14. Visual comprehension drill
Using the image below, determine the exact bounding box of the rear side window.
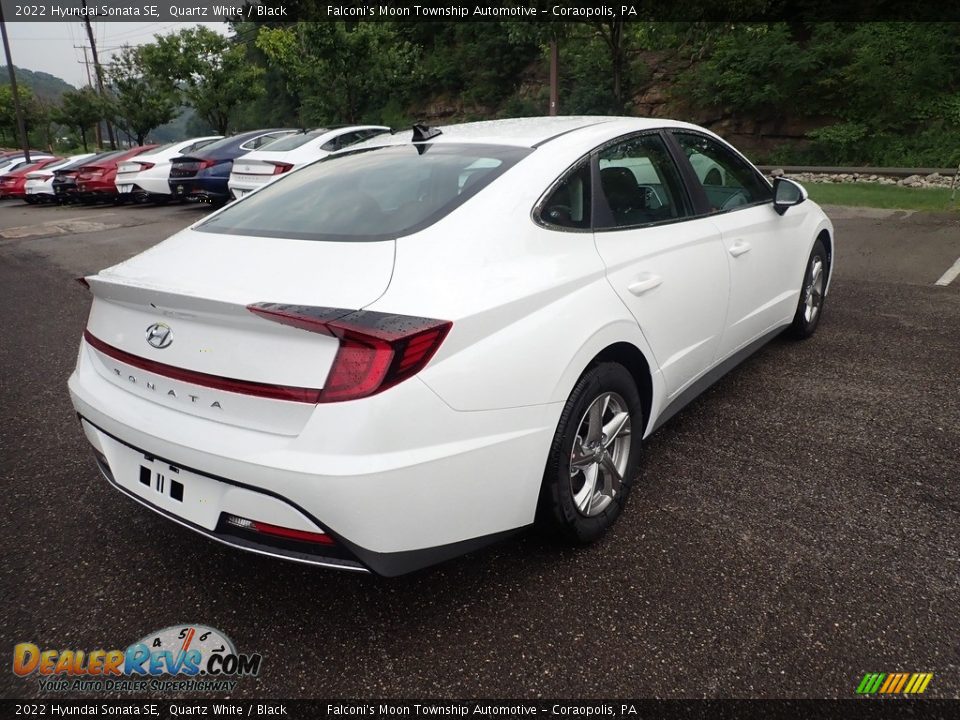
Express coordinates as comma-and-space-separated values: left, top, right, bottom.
264, 130, 329, 152
198, 143, 530, 242
538, 163, 591, 230
240, 132, 294, 151
320, 131, 366, 152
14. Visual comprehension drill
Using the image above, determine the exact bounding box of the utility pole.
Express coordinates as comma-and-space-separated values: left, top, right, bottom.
549, 39, 559, 116
80, 7, 116, 149
75, 45, 94, 88
0, 4, 31, 161
75, 44, 101, 147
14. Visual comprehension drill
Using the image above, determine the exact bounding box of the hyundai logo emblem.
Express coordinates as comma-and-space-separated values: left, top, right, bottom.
145, 322, 173, 349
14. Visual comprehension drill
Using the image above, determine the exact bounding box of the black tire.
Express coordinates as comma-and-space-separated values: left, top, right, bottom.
788, 238, 829, 339
538, 362, 644, 544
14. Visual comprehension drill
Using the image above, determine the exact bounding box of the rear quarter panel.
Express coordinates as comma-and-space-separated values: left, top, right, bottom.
366, 126, 666, 423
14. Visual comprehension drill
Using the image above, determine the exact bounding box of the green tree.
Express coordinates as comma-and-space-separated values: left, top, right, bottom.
108, 44, 180, 145
143, 27, 264, 135
257, 22, 417, 124
51, 87, 104, 152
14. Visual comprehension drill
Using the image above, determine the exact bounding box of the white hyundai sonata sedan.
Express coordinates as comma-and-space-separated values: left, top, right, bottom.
69, 116, 834, 575
226, 125, 390, 199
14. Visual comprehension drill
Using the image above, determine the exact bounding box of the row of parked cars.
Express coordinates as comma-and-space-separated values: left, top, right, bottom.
0, 125, 390, 207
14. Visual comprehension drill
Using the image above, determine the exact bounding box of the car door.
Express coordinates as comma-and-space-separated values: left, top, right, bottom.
670, 130, 804, 359
591, 131, 730, 400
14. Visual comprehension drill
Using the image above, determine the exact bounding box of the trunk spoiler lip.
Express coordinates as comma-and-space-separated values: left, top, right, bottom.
82, 274, 253, 318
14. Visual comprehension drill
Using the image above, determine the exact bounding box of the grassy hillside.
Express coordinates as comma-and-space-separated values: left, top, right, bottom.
0, 65, 76, 102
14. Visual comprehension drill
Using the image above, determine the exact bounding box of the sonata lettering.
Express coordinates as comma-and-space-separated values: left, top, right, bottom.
112, 368, 222, 409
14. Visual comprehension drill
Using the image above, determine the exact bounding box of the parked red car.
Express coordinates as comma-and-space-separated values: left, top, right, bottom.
0, 157, 63, 199
75, 145, 157, 204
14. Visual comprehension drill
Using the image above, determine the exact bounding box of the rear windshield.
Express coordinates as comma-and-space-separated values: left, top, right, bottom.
197, 143, 531, 242
63, 151, 121, 170
187, 132, 274, 156
138, 141, 180, 157
262, 129, 330, 152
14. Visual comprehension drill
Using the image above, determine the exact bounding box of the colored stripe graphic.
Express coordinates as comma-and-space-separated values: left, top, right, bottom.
856, 672, 932, 695
857, 673, 886, 694
879, 674, 897, 693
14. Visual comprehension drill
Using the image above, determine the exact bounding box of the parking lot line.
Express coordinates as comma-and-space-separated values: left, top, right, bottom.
935, 256, 960, 286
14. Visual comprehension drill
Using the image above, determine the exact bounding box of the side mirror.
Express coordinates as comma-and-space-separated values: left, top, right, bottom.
773, 177, 807, 215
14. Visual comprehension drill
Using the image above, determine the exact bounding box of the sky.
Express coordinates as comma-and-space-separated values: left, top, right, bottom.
1, 22, 227, 88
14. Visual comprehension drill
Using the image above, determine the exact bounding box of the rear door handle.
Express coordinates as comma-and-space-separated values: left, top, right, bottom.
627, 273, 663, 296
729, 240, 752, 257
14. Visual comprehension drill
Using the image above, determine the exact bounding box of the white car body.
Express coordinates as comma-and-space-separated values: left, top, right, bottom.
227, 125, 389, 198
69, 117, 834, 575
115, 136, 222, 198
0, 153, 54, 176
24, 154, 96, 199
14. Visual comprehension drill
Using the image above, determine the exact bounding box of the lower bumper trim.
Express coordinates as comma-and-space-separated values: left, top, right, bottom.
79, 414, 527, 576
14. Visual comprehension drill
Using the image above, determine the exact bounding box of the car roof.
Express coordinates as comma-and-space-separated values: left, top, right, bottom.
353, 116, 702, 150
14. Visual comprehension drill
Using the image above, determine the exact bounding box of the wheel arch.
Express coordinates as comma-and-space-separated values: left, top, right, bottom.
813, 219, 834, 294
585, 342, 654, 436
817, 227, 833, 269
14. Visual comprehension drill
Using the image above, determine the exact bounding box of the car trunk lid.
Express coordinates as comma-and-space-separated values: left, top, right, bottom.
83, 229, 396, 435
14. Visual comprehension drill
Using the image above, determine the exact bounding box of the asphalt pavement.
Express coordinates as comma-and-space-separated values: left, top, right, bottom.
0, 200, 957, 699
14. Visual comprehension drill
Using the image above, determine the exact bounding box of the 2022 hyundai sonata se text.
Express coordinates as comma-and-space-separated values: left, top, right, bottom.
69, 116, 834, 576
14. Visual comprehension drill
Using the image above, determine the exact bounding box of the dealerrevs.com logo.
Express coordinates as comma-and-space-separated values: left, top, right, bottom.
12, 624, 262, 693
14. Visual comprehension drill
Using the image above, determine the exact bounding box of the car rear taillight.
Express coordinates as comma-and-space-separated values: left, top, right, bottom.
269, 162, 294, 175
247, 303, 452, 402
136, 162, 155, 171
198, 159, 217, 170
225, 514, 335, 545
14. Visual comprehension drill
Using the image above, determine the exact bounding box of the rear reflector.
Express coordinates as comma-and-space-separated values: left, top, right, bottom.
225, 514, 334, 545
247, 303, 452, 403
83, 329, 322, 403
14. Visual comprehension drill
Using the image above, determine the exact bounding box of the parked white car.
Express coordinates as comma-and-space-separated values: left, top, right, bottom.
227, 125, 389, 198
24, 154, 96, 202
115, 136, 222, 202
70, 117, 833, 576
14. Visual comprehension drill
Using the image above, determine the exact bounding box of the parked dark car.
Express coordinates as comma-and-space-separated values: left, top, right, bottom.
168, 129, 295, 204
53, 151, 123, 204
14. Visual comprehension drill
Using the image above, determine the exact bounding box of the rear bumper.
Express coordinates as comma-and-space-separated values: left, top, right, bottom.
76, 183, 118, 200
228, 177, 271, 197
169, 177, 229, 201
68, 338, 557, 575
81, 417, 368, 572
131, 176, 173, 196
53, 185, 83, 203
